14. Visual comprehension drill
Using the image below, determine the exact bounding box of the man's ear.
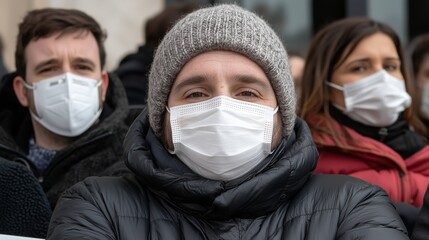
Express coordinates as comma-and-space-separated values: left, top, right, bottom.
13, 76, 29, 107
101, 71, 109, 102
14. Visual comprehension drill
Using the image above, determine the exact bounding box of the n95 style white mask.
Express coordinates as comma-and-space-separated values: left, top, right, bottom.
326, 70, 411, 127
168, 96, 278, 181
23, 72, 102, 137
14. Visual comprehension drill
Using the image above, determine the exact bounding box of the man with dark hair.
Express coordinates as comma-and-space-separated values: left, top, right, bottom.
114, 3, 199, 105
0, 8, 129, 208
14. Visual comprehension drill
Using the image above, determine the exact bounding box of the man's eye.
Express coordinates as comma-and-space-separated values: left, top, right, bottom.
77, 65, 92, 70
239, 90, 257, 97
186, 92, 206, 98
39, 67, 56, 73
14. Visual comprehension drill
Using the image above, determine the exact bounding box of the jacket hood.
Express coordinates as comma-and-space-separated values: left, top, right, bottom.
124, 108, 318, 220
0, 71, 128, 152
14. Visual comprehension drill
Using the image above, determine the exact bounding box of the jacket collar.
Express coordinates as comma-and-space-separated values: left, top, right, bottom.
125, 109, 318, 220
329, 105, 425, 159
307, 114, 409, 172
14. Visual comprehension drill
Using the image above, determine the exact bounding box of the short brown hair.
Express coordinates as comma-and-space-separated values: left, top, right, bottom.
15, 8, 107, 78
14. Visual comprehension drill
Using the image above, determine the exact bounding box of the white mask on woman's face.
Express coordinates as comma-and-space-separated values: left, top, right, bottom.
167, 96, 278, 181
326, 70, 411, 127
23, 72, 102, 137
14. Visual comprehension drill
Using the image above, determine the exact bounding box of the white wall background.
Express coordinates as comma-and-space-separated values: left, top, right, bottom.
0, 0, 163, 72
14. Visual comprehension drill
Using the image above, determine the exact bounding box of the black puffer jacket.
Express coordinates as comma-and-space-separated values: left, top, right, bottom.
0, 72, 130, 208
48, 110, 409, 239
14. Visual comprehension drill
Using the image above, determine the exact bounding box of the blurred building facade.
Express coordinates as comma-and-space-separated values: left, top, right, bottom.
171, 0, 425, 58
0, 0, 163, 72
0, 0, 426, 72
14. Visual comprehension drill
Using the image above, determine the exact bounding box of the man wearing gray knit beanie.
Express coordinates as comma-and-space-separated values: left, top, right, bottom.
48, 4, 409, 239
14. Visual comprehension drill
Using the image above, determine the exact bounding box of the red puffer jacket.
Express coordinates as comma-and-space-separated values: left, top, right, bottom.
307, 114, 429, 207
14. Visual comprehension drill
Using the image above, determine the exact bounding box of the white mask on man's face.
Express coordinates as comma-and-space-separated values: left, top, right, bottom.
23, 72, 102, 137
167, 96, 278, 181
326, 70, 411, 127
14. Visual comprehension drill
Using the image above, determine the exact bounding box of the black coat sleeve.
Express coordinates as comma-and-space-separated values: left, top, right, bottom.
337, 182, 409, 240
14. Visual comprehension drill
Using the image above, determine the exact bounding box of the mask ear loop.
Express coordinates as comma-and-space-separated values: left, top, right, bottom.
325, 81, 348, 112
21, 79, 35, 90
93, 80, 104, 113
19, 79, 44, 119
273, 106, 279, 114
325, 81, 344, 91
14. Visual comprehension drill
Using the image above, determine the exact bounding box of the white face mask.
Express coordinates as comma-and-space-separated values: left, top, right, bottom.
420, 83, 429, 117
23, 72, 103, 137
168, 96, 278, 181
326, 70, 411, 127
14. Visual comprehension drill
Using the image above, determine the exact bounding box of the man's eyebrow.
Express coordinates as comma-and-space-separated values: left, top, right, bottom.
172, 74, 271, 91
34, 58, 60, 72
73, 57, 96, 68
234, 74, 271, 90
173, 75, 207, 91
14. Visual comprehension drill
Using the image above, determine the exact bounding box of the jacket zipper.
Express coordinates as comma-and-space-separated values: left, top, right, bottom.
378, 127, 409, 202
399, 171, 407, 203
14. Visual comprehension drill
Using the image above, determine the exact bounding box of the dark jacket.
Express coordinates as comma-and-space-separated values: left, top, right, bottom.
47, 110, 408, 239
412, 185, 429, 240
114, 45, 155, 105
0, 157, 51, 238
0, 72, 130, 208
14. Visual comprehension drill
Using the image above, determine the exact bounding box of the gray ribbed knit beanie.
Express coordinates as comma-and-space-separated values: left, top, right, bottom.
148, 4, 295, 138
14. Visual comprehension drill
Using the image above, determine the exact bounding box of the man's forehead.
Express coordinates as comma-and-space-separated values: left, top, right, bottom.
28, 31, 97, 48
33, 29, 93, 42
25, 31, 100, 65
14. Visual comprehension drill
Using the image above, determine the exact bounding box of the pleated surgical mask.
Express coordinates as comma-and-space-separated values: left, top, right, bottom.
326, 70, 411, 127
167, 96, 278, 181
